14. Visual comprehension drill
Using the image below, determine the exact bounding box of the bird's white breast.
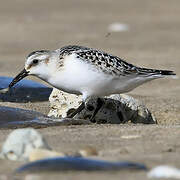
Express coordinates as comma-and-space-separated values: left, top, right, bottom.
48, 54, 115, 98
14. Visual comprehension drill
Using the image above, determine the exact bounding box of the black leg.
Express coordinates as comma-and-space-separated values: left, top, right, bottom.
89, 98, 104, 123
67, 102, 85, 118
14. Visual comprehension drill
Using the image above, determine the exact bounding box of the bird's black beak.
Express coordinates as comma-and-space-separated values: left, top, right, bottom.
9, 68, 29, 88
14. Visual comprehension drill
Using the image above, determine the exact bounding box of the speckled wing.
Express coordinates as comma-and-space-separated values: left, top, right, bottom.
59, 45, 175, 77
75, 48, 138, 76
59, 45, 138, 76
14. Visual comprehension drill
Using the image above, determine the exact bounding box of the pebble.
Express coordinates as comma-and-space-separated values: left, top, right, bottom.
0, 128, 50, 161
0, 109, 92, 129
78, 146, 98, 157
48, 88, 82, 118
0, 106, 46, 129
148, 165, 180, 179
16, 157, 147, 173
108, 23, 129, 32
25, 174, 41, 180
29, 149, 65, 162
121, 135, 141, 139
0, 76, 52, 102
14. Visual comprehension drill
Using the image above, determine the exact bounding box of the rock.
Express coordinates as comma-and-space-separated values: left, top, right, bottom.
78, 146, 98, 157
48, 88, 82, 118
108, 23, 129, 32
121, 135, 141, 139
0, 76, 52, 102
0, 128, 50, 161
109, 94, 156, 124
25, 174, 41, 180
48, 88, 156, 124
16, 157, 147, 173
0, 106, 46, 128
29, 149, 65, 162
147, 165, 180, 179
0, 106, 91, 129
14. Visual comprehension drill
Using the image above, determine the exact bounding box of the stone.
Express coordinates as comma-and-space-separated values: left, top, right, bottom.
121, 135, 141, 139
78, 146, 98, 157
48, 88, 82, 118
0, 76, 52, 102
29, 149, 65, 162
108, 23, 129, 32
48, 88, 156, 124
16, 157, 147, 173
0, 106, 92, 129
108, 94, 156, 124
25, 174, 41, 180
0, 106, 46, 128
0, 128, 50, 161
148, 165, 180, 179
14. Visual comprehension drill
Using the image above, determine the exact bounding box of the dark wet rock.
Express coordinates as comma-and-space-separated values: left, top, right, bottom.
0, 76, 52, 102
0, 106, 46, 128
0, 106, 91, 129
16, 157, 147, 173
49, 89, 156, 124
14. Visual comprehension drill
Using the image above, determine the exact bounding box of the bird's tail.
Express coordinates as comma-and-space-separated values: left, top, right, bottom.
156, 70, 176, 76
138, 67, 177, 79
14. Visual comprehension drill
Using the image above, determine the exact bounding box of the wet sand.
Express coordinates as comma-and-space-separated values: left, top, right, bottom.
0, 0, 180, 179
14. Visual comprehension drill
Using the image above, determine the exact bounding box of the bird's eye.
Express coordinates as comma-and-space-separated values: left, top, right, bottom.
33, 59, 39, 64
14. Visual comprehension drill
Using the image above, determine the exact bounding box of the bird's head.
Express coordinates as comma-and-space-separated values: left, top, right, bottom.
9, 50, 52, 88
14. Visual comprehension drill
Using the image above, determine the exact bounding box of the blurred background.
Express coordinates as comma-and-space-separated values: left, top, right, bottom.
0, 1, 180, 177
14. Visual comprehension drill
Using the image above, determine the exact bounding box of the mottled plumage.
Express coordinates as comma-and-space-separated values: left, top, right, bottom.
57, 45, 175, 77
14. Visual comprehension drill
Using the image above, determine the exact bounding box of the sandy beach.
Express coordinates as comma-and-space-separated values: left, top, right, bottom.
0, 0, 180, 179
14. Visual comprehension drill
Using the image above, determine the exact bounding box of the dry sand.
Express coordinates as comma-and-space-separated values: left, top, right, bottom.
0, 0, 179, 179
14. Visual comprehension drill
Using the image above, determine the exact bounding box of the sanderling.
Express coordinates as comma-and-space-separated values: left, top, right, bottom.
9, 45, 176, 122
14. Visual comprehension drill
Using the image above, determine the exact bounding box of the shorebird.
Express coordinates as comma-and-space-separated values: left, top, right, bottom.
9, 45, 176, 122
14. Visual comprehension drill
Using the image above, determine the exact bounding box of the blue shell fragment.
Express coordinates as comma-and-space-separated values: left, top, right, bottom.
16, 157, 147, 173
0, 76, 52, 102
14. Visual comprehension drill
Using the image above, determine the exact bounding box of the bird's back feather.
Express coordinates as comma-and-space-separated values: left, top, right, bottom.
58, 45, 176, 78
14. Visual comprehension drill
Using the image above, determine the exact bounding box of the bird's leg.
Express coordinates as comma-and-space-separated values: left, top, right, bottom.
89, 98, 104, 123
67, 102, 85, 118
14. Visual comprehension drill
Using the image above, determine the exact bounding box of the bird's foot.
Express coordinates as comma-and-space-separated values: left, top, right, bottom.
67, 102, 85, 118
